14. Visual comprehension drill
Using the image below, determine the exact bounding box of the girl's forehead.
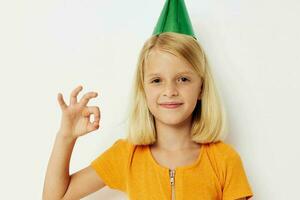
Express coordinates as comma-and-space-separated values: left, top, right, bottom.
147, 48, 177, 61
145, 49, 195, 74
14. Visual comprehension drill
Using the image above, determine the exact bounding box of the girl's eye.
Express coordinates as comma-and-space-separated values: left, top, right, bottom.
179, 77, 190, 82
151, 79, 160, 83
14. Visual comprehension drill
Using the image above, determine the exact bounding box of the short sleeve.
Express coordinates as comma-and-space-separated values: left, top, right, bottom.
90, 138, 129, 192
222, 150, 253, 200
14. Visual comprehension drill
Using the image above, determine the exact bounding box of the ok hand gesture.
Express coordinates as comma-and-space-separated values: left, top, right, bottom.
57, 85, 100, 140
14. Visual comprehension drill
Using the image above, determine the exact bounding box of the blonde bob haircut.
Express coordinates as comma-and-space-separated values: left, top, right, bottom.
125, 32, 228, 145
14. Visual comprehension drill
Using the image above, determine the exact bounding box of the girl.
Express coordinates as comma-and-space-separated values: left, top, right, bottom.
43, 32, 253, 200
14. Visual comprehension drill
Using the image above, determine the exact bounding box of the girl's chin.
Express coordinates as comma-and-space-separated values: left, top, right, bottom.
154, 117, 190, 126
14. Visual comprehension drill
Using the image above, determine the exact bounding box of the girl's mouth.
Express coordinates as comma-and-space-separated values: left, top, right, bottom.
160, 103, 183, 109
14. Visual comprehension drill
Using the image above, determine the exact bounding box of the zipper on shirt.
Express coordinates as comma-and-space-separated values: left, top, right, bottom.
169, 169, 176, 200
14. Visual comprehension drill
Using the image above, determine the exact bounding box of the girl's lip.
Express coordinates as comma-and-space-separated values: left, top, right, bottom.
159, 102, 183, 105
160, 103, 183, 109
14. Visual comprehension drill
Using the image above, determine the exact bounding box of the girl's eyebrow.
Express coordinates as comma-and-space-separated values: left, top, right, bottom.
146, 71, 194, 77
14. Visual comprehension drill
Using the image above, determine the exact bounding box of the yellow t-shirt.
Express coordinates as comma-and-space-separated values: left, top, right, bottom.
90, 138, 253, 200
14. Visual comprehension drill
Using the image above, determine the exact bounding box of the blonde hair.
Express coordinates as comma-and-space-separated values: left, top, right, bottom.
124, 32, 228, 145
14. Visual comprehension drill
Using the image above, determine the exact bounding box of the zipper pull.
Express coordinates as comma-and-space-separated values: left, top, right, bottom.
169, 169, 175, 186
169, 169, 176, 200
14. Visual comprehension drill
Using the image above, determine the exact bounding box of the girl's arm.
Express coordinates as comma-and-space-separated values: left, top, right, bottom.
43, 131, 106, 200
42, 131, 77, 199
43, 85, 104, 199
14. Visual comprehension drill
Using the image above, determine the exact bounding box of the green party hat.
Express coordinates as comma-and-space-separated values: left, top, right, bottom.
152, 0, 196, 39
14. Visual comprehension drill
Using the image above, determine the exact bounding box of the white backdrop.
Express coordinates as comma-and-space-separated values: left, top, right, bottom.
0, 0, 299, 199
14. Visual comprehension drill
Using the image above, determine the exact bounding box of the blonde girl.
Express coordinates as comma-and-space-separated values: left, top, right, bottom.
43, 0, 253, 199
43, 31, 253, 200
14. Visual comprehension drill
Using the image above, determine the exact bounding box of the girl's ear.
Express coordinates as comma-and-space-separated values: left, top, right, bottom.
197, 92, 202, 100
198, 93, 202, 100
198, 82, 204, 100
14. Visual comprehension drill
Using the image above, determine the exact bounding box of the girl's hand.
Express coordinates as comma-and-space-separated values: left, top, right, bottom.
57, 85, 100, 140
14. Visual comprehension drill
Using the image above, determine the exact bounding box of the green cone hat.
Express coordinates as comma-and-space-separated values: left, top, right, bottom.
152, 0, 196, 39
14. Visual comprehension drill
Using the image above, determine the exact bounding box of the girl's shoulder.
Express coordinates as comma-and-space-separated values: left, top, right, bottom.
205, 140, 242, 161
110, 138, 141, 153
110, 138, 133, 150
204, 141, 248, 185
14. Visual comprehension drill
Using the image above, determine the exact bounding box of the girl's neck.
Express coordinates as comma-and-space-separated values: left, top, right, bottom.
152, 116, 200, 152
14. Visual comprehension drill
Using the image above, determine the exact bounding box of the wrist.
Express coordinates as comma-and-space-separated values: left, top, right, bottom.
56, 130, 78, 142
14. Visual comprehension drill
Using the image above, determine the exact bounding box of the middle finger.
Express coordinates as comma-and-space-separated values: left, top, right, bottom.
70, 85, 83, 105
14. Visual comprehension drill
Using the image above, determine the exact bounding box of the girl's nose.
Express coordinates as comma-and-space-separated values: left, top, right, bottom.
163, 82, 178, 97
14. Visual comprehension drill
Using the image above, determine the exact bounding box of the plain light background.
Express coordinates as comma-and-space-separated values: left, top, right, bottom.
0, 0, 299, 199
